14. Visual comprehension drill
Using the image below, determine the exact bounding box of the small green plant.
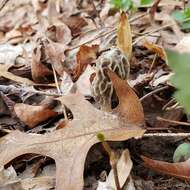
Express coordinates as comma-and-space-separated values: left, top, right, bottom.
166, 50, 190, 113
173, 143, 190, 162
140, 0, 153, 6
110, 0, 135, 11
172, 5, 190, 29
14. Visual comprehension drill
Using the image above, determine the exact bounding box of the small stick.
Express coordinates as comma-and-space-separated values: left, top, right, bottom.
67, 12, 149, 52
144, 133, 190, 137
157, 117, 190, 126
0, 0, 9, 12
97, 134, 121, 190
148, 53, 157, 74
140, 86, 169, 101
52, 65, 61, 94
133, 23, 174, 45
162, 98, 176, 110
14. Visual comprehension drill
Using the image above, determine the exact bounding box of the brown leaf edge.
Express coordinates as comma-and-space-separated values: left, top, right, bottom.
141, 155, 190, 180
107, 69, 145, 126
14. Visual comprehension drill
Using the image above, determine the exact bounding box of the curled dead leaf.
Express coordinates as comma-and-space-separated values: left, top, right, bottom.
117, 12, 132, 59
46, 24, 72, 45
73, 44, 99, 81
14, 98, 60, 129
107, 69, 145, 125
31, 46, 53, 83
142, 155, 190, 181
143, 40, 167, 61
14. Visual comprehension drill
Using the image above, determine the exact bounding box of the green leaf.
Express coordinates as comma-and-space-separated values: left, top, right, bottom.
184, 6, 190, 17
173, 143, 190, 162
140, 0, 152, 5
171, 7, 190, 29
166, 50, 190, 113
109, 0, 134, 11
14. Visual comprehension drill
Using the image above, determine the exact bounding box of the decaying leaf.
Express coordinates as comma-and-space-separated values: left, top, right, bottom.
73, 44, 99, 81
47, 0, 72, 45
142, 155, 190, 181
61, 15, 88, 37
0, 69, 145, 189
46, 23, 72, 45
143, 40, 167, 61
0, 64, 35, 86
14, 98, 60, 129
117, 12, 132, 59
107, 69, 145, 125
31, 45, 53, 83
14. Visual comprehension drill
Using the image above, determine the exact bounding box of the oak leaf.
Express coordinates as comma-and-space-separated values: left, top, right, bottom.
0, 71, 145, 190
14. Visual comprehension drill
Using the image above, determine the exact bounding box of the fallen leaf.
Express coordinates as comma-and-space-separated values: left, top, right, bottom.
73, 44, 99, 81
47, 0, 72, 45
143, 40, 167, 61
76, 65, 95, 96
141, 155, 190, 181
14, 98, 60, 129
107, 69, 145, 125
0, 64, 35, 86
117, 12, 132, 59
61, 15, 88, 37
0, 73, 146, 189
31, 45, 53, 83
97, 149, 134, 190
46, 23, 72, 45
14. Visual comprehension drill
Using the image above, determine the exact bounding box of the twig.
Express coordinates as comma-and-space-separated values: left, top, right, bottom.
162, 98, 176, 110
67, 12, 149, 52
140, 86, 169, 101
0, 0, 9, 12
97, 134, 121, 190
157, 117, 190, 126
144, 133, 190, 137
0, 84, 61, 97
148, 54, 157, 74
133, 23, 174, 45
52, 65, 61, 94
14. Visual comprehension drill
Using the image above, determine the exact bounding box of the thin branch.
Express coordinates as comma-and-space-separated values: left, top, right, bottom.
157, 117, 190, 126
0, 0, 9, 12
144, 133, 190, 137
133, 23, 174, 45
140, 86, 169, 101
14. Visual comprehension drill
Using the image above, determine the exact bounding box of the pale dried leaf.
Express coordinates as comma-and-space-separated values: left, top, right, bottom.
0, 64, 35, 86
117, 12, 132, 59
97, 149, 134, 190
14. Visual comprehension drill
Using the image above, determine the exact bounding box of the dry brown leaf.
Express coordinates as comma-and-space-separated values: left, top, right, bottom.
61, 15, 88, 37
117, 12, 132, 59
107, 69, 145, 125
31, 46, 53, 83
14, 99, 59, 129
143, 40, 167, 61
0, 71, 146, 189
142, 156, 190, 181
73, 44, 99, 81
46, 23, 72, 45
47, 0, 72, 45
0, 64, 35, 86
